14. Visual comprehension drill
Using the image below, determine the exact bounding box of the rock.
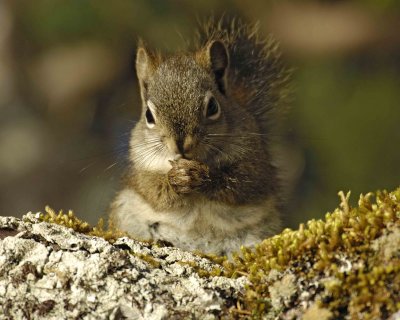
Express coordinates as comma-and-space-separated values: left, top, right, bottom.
0, 214, 246, 319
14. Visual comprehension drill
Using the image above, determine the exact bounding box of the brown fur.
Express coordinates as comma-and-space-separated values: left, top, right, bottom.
110, 18, 290, 255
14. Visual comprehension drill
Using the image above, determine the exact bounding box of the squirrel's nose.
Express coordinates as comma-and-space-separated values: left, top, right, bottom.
176, 135, 195, 157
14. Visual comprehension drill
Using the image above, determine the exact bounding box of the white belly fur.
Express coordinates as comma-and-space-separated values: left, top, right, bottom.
112, 188, 280, 255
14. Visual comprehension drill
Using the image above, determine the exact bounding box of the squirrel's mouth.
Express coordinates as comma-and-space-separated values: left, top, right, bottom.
174, 152, 195, 161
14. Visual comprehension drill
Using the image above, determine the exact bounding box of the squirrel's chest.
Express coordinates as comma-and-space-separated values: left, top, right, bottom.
112, 188, 271, 254
113, 188, 247, 235
155, 198, 238, 234
151, 201, 241, 253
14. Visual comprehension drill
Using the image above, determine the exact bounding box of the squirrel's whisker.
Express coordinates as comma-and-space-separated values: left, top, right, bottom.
104, 162, 119, 172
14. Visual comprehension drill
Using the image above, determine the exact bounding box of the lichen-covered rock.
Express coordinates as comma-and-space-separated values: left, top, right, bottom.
1, 188, 399, 319
0, 214, 246, 319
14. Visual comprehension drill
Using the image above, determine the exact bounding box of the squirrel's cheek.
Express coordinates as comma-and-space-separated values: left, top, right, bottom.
163, 137, 179, 155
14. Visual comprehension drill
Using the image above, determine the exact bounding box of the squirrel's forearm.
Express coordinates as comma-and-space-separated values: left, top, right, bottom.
202, 172, 249, 205
129, 171, 188, 211
202, 164, 274, 205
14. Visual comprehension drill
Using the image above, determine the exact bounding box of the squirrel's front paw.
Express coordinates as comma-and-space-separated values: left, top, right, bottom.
168, 159, 210, 194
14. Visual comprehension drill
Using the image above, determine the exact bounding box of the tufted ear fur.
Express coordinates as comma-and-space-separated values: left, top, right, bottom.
197, 40, 229, 94
135, 41, 159, 101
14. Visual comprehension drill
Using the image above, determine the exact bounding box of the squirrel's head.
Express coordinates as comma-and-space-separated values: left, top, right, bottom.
132, 40, 251, 168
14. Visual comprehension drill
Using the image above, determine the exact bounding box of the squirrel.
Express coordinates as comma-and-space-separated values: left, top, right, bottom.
110, 18, 290, 256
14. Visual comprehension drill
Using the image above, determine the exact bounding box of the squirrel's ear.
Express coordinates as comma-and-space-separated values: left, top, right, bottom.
199, 40, 229, 94
136, 42, 158, 100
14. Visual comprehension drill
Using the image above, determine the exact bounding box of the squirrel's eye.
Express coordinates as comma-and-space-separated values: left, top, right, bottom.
205, 96, 221, 120
145, 108, 155, 128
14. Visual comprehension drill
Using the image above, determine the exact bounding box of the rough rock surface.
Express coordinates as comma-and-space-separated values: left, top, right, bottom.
0, 214, 246, 319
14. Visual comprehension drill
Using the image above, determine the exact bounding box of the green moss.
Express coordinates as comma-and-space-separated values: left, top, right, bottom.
223, 188, 400, 318
38, 206, 127, 243
38, 206, 92, 234
133, 253, 161, 269
37, 188, 400, 319
176, 260, 213, 278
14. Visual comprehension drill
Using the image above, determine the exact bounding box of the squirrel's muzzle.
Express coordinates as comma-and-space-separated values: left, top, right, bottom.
168, 135, 196, 159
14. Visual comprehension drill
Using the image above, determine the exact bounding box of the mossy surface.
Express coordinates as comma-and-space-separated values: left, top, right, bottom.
37, 188, 400, 319
222, 188, 400, 319
37, 206, 127, 243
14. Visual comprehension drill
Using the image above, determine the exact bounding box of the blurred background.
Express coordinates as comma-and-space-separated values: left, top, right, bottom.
0, 0, 399, 228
